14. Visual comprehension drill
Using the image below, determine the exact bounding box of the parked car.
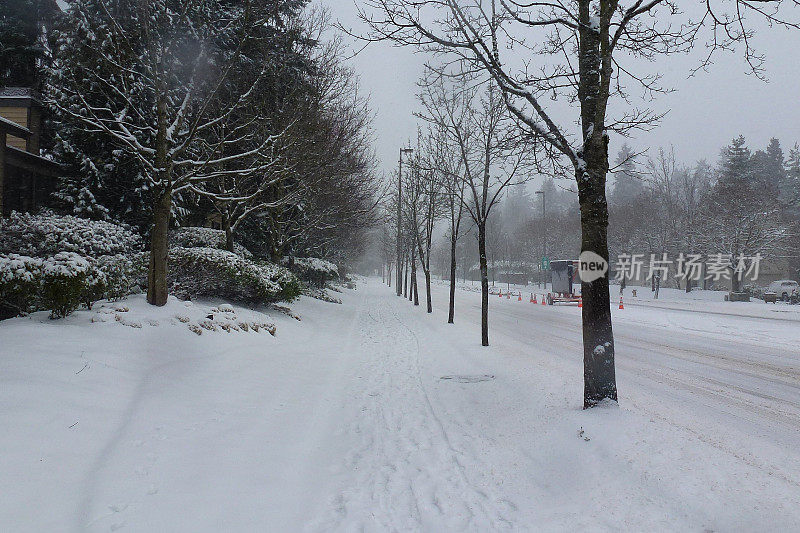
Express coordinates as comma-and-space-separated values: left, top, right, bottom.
767, 280, 799, 301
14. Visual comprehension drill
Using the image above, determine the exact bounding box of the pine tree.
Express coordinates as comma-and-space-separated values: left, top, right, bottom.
782, 142, 800, 206
750, 137, 785, 199
611, 144, 642, 205
0, 0, 58, 89
716, 135, 753, 206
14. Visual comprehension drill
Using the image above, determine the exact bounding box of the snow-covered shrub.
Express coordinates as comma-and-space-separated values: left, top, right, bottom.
95, 253, 148, 300
282, 256, 339, 288
170, 227, 253, 258
253, 260, 301, 302
0, 211, 142, 258
0, 254, 44, 317
41, 252, 106, 318
169, 247, 299, 304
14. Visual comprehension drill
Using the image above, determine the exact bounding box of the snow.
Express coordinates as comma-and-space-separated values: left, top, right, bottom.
0, 254, 42, 283
0, 211, 142, 258
283, 256, 339, 277
42, 251, 93, 277
170, 227, 253, 258
3, 279, 800, 530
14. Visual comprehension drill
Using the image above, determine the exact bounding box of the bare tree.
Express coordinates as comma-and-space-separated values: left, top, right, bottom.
406, 134, 446, 313
437, 125, 467, 323
418, 74, 526, 345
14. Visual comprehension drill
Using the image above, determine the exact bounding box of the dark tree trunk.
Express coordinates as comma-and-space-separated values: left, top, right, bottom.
702, 260, 708, 290
403, 255, 409, 298
448, 234, 457, 323
222, 209, 234, 252
411, 248, 419, 305
576, 0, 617, 407
147, 91, 171, 307
576, 160, 617, 408
147, 187, 172, 306
424, 268, 432, 313
731, 265, 742, 293
478, 223, 489, 346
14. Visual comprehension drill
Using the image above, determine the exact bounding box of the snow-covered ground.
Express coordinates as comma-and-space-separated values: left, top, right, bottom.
3, 279, 800, 531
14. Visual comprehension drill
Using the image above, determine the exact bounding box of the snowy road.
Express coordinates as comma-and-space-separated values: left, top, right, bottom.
3, 279, 800, 531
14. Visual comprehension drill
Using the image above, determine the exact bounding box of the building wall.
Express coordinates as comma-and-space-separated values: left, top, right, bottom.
0, 107, 29, 150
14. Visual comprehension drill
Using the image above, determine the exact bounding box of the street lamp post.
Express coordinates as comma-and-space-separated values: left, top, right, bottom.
397, 147, 413, 296
535, 189, 546, 287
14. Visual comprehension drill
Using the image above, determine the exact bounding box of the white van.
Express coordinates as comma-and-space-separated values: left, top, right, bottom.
767, 280, 799, 301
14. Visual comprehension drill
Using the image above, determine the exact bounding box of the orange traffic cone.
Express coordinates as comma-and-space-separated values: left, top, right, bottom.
506, 291, 510, 299
518, 292, 522, 301
531, 293, 536, 303
541, 294, 547, 306
619, 296, 624, 310
578, 296, 583, 308
498, 289, 502, 298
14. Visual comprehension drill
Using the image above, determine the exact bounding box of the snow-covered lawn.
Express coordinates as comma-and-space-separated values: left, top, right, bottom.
3, 279, 800, 531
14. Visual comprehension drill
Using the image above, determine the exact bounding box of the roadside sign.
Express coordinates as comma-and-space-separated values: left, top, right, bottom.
541, 256, 550, 271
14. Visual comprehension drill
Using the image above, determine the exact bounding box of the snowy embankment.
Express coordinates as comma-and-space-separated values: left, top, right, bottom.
3, 279, 800, 531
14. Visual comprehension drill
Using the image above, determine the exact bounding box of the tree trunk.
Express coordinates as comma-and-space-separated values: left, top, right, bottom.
403, 255, 409, 298
424, 268, 432, 313
478, 223, 489, 346
577, 163, 618, 408
576, 1, 617, 407
731, 265, 742, 293
448, 234, 457, 323
411, 248, 419, 305
147, 187, 172, 306
223, 209, 234, 252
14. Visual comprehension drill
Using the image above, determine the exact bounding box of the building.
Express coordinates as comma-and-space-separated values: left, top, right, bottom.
0, 87, 61, 216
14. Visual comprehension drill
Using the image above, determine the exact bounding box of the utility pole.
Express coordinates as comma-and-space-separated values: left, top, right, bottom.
535, 189, 546, 286
397, 147, 413, 295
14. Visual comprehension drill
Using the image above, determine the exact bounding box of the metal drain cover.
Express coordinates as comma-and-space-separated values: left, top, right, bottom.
439, 374, 495, 383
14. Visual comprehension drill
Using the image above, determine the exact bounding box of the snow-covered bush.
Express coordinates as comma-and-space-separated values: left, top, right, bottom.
0, 211, 142, 258
170, 227, 253, 258
95, 253, 148, 300
169, 247, 299, 304
282, 256, 339, 288
41, 252, 107, 318
253, 260, 302, 302
0, 254, 44, 317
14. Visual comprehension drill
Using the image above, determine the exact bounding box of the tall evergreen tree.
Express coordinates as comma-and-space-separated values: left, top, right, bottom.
716, 135, 753, 205
611, 144, 643, 205
750, 137, 785, 199
0, 0, 58, 89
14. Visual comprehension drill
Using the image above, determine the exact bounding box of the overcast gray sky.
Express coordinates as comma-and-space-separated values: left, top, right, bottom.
328, 1, 800, 183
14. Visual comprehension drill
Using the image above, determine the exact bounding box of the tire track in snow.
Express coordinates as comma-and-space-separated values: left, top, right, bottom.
314, 289, 514, 531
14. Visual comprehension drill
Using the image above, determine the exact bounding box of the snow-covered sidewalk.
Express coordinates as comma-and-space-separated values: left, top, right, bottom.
2, 279, 800, 531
